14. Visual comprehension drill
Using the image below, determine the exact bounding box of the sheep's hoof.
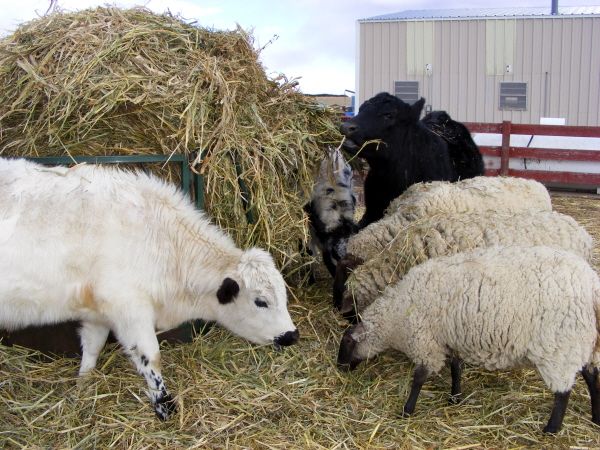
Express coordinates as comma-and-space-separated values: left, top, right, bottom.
154, 394, 177, 421
448, 394, 462, 405
399, 408, 413, 419
542, 424, 560, 434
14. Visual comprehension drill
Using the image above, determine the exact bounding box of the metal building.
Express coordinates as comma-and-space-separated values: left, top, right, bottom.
356, 7, 600, 125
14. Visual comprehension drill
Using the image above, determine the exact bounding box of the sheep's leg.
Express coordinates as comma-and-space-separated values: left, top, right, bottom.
322, 249, 337, 278
333, 254, 363, 311
402, 365, 429, 417
581, 365, 600, 425
78, 321, 110, 375
543, 391, 571, 433
449, 356, 464, 405
112, 319, 177, 420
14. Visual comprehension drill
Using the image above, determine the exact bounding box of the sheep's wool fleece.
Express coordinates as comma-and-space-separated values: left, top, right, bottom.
348, 210, 594, 312
347, 176, 552, 261
359, 245, 600, 393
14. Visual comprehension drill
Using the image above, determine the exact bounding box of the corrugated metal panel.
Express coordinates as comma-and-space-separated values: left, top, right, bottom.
588, 19, 600, 125
361, 6, 600, 21
406, 21, 434, 75
485, 19, 516, 76
358, 21, 406, 106
357, 15, 600, 125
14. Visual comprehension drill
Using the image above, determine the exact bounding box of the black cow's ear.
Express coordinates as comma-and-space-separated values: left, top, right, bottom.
411, 97, 426, 121
217, 277, 240, 304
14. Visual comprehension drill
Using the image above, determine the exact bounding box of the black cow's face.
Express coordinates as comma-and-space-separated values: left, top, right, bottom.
339, 93, 425, 161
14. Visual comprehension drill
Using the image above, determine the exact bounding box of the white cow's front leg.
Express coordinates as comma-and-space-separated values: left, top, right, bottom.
112, 318, 177, 420
78, 321, 110, 376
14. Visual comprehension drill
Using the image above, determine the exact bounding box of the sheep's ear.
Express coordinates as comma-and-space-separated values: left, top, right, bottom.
410, 97, 425, 121
217, 277, 239, 304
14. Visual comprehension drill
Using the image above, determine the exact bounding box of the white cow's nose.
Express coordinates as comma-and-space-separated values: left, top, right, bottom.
273, 329, 299, 347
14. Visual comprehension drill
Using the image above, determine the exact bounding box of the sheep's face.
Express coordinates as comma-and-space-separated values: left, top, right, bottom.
338, 320, 387, 371
337, 323, 368, 371
339, 93, 425, 161
215, 248, 298, 348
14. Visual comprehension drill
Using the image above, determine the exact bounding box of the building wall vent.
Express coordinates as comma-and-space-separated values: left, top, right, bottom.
394, 81, 419, 104
499, 82, 527, 110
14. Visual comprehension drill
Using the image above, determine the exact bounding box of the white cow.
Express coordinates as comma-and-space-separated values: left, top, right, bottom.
0, 158, 299, 420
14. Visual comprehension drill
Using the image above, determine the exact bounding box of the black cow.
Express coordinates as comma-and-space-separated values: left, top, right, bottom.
421, 110, 484, 181
340, 93, 456, 228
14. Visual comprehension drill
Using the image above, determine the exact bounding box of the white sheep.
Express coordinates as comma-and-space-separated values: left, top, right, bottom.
0, 158, 299, 420
332, 176, 554, 311
337, 245, 600, 433
346, 176, 552, 262
338, 210, 594, 315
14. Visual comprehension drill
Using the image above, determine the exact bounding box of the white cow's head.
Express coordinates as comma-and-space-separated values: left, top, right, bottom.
215, 248, 298, 348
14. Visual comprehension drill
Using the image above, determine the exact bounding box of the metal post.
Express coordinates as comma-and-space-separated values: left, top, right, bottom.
193, 171, 204, 210
233, 152, 256, 224
501, 121, 511, 176
181, 159, 191, 198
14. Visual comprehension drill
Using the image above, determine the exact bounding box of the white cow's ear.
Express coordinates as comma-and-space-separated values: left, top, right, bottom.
217, 277, 239, 304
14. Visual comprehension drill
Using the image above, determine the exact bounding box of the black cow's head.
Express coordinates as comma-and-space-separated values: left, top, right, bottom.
339, 93, 425, 161
421, 110, 458, 142
421, 110, 450, 126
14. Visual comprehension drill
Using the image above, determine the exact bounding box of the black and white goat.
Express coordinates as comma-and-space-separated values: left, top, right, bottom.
304, 148, 358, 278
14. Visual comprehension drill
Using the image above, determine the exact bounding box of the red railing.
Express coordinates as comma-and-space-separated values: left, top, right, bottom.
464, 121, 600, 187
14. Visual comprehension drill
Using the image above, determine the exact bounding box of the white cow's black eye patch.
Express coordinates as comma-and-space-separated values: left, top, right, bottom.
254, 299, 268, 308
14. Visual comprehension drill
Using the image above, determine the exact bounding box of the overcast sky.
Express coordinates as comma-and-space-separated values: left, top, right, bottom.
0, 0, 596, 94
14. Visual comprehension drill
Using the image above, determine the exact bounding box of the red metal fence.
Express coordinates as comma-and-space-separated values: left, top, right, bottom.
464, 121, 600, 187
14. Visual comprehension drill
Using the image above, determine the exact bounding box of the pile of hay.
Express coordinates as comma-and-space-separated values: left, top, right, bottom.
0, 6, 340, 275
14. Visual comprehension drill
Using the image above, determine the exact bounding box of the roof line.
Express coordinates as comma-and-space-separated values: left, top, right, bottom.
359, 6, 600, 22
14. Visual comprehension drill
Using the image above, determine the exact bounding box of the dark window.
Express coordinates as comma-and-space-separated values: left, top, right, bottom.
499, 82, 527, 110
394, 81, 419, 103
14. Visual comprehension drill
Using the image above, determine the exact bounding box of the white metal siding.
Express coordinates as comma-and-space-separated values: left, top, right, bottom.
406, 21, 434, 76
358, 16, 600, 125
485, 20, 516, 76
